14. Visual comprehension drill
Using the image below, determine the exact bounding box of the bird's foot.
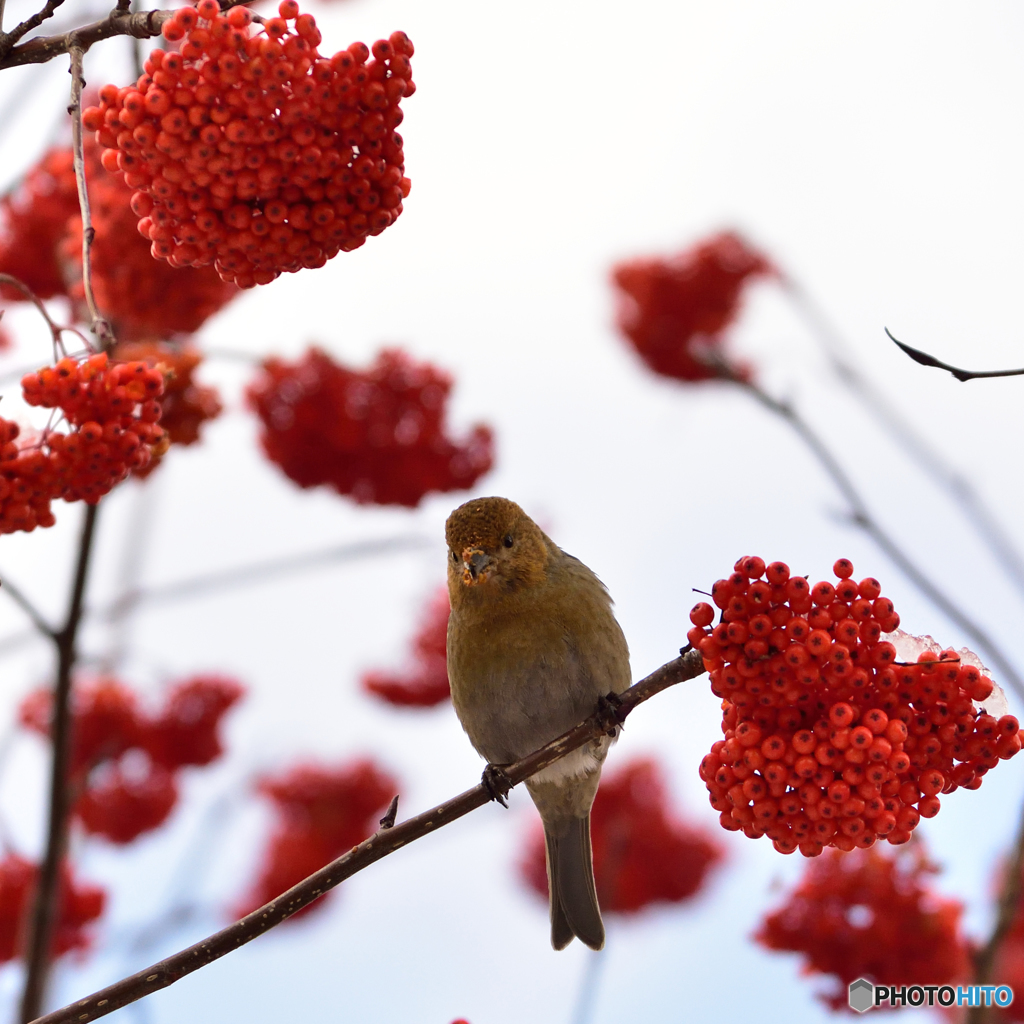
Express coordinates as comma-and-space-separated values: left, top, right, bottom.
595, 691, 625, 737
481, 764, 513, 808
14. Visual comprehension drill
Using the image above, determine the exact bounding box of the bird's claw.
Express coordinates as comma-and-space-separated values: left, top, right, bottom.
596, 691, 625, 737
482, 764, 513, 808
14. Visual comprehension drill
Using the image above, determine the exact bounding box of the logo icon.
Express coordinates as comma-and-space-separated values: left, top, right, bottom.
849, 978, 874, 1013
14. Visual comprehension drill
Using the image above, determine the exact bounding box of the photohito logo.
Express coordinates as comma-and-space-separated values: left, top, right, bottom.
848, 980, 1014, 1013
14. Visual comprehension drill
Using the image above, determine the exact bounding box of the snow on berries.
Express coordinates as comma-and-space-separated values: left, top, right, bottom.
755, 843, 970, 1010
246, 347, 495, 507
83, 2, 414, 288
692, 557, 1021, 856
611, 231, 773, 382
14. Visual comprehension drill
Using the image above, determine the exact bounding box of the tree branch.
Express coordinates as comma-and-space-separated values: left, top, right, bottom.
0, 0, 67, 63
0, 573, 56, 638
28, 647, 706, 1024
99, 534, 431, 620
67, 44, 113, 351
967, 792, 1024, 1024
782, 281, 1024, 605
0, 0, 251, 70
0, 274, 91, 357
886, 328, 1024, 382
735, 377, 1024, 701
20, 502, 101, 1023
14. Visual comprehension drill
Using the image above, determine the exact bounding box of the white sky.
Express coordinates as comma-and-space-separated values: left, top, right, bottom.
0, 1, 1023, 1022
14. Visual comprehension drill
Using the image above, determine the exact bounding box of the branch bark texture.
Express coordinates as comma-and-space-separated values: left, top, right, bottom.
29, 647, 706, 1024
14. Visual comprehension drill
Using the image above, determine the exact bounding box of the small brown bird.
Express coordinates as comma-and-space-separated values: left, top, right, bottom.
445, 496, 631, 950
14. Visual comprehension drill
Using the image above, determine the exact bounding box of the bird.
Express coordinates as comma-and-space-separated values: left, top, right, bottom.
445, 496, 631, 950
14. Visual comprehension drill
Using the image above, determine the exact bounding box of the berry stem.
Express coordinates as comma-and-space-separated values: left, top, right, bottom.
783, 277, 1024, 606
19, 501, 100, 1024
0, 274, 91, 358
968, 793, 1024, 1024
736, 377, 1024, 701
570, 948, 607, 1024
24, 648, 706, 1024
68, 43, 113, 351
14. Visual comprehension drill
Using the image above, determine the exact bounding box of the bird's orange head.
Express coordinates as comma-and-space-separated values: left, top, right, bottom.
445, 496, 551, 597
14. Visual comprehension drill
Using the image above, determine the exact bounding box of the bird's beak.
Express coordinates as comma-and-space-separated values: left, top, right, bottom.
461, 547, 492, 585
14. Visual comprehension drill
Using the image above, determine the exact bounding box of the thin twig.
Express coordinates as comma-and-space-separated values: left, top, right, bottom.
784, 282, 1024, 601
736, 378, 1024, 700
28, 648, 706, 1024
0, 0, 251, 70
19, 502, 100, 1023
67, 43, 113, 351
0, 274, 91, 357
98, 534, 431, 619
887, 328, 1024, 382
967, 792, 1024, 1024
0, 574, 55, 637
0, 0, 67, 62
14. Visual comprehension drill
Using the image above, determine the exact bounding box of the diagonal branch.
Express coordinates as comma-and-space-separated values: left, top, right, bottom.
967, 792, 1024, 1024
735, 377, 1024, 701
28, 648, 706, 1024
0, 574, 56, 637
783, 281, 1024, 603
886, 328, 1024, 382
0, 0, 66, 62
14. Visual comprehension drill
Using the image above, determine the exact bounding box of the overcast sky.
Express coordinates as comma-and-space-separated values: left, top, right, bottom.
0, 2, 1023, 1022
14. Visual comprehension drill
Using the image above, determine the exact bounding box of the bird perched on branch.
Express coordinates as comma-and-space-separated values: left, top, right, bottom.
445, 496, 631, 950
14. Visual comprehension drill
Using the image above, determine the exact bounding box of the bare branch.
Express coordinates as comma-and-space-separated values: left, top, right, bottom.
886, 328, 1024, 382
735, 377, 1024, 701
0, 573, 56, 637
0, 0, 67, 62
0, 274, 91, 357
967, 793, 1024, 1023
20, 503, 101, 1023
28, 648, 706, 1024
67, 44, 113, 351
99, 534, 431, 620
0, 0, 251, 70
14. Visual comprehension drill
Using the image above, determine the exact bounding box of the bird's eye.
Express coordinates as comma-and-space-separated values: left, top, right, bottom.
503, 534, 514, 548
451, 550, 457, 562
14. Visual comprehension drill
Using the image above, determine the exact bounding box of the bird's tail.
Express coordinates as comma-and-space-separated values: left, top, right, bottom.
545, 814, 604, 951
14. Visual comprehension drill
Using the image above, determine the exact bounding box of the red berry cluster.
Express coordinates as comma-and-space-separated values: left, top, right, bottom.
63, 139, 238, 340
521, 758, 722, 914
0, 144, 238, 336
19, 674, 243, 844
611, 231, 772, 382
0, 147, 80, 301
0, 417, 60, 534
113, 341, 222, 475
20, 351, 167, 504
246, 347, 495, 507
693, 557, 1021, 856
755, 844, 970, 1010
235, 760, 397, 919
0, 855, 105, 963
83, 1, 414, 288
362, 585, 451, 707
